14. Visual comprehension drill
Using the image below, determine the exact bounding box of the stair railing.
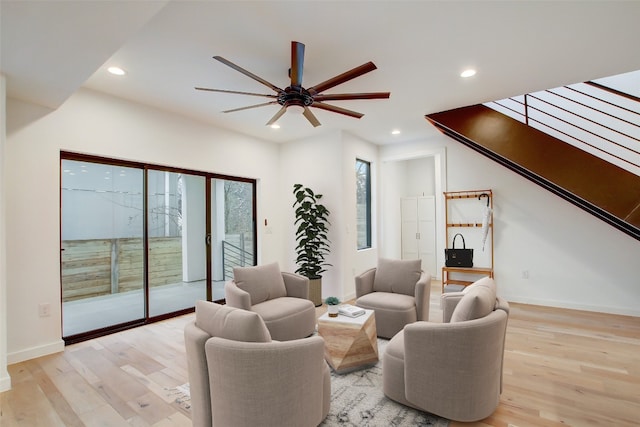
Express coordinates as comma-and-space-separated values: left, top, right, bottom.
485, 81, 640, 176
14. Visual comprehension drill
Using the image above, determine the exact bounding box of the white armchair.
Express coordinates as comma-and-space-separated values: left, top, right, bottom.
185, 300, 330, 427
225, 262, 316, 341
382, 278, 509, 422
355, 258, 431, 338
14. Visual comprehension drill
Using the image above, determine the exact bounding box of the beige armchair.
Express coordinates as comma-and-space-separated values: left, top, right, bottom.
225, 262, 316, 341
185, 300, 330, 427
382, 278, 509, 422
355, 258, 431, 338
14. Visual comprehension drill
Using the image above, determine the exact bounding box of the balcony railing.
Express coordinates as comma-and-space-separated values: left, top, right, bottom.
222, 240, 254, 280
485, 81, 640, 176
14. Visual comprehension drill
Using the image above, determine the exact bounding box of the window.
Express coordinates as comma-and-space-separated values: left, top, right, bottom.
356, 159, 372, 249
60, 152, 256, 343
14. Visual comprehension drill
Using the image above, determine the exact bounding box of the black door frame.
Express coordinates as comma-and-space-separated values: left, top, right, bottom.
60, 151, 257, 344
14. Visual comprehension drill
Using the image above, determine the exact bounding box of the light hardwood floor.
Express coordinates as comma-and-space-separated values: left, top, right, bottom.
2, 281, 639, 426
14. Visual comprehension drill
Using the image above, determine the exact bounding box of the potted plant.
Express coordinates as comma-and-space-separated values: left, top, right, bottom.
293, 184, 331, 306
325, 296, 341, 317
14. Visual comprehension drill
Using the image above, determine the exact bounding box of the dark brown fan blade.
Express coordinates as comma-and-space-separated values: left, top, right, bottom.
311, 102, 364, 119
307, 62, 377, 95
312, 92, 390, 101
213, 56, 283, 93
291, 41, 305, 87
265, 105, 288, 126
303, 107, 321, 127
222, 101, 278, 113
195, 87, 278, 98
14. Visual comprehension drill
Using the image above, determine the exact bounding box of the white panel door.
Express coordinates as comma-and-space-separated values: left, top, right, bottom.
417, 196, 437, 275
401, 196, 436, 275
401, 197, 419, 260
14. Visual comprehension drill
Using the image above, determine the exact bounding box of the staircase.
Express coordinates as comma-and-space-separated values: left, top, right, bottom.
425, 80, 640, 241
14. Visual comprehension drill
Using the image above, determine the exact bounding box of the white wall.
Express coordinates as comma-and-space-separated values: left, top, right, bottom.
279, 131, 379, 302
4, 89, 283, 363
1, 75, 12, 392
405, 157, 435, 197
379, 159, 404, 258
279, 131, 344, 300
382, 133, 640, 316
340, 132, 379, 300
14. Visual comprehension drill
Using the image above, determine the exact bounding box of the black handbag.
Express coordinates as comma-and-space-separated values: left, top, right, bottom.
445, 233, 474, 267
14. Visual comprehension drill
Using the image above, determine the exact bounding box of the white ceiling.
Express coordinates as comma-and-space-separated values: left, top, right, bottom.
2, 1, 640, 145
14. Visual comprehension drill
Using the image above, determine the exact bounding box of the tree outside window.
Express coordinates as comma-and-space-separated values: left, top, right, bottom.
356, 159, 371, 249
223, 180, 254, 254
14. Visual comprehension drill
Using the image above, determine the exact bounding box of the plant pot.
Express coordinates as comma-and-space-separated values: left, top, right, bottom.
327, 305, 339, 317
309, 278, 322, 307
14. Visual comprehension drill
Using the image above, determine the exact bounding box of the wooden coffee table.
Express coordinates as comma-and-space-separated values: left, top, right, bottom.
317, 309, 378, 373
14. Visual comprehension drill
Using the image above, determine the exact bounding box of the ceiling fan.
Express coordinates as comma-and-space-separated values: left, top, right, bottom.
195, 41, 390, 127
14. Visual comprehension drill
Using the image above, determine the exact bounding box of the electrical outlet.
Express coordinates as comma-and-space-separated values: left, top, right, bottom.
522, 270, 530, 279
38, 303, 51, 317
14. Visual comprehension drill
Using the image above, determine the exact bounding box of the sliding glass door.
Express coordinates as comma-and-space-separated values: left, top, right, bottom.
147, 171, 206, 317
210, 178, 256, 300
61, 153, 257, 343
61, 160, 145, 336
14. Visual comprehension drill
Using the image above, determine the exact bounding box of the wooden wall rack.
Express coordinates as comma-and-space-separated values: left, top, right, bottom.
442, 189, 494, 292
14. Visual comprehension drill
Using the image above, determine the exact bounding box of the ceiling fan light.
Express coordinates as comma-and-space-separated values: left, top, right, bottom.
199, 41, 389, 128
270, 124, 280, 129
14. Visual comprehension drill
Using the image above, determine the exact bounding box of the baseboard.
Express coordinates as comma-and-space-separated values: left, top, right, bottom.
0, 373, 11, 392
505, 295, 640, 318
7, 339, 65, 365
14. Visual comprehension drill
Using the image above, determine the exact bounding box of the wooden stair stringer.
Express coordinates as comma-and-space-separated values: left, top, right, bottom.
426, 104, 640, 241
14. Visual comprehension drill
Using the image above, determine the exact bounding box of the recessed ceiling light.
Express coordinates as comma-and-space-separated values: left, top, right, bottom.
391, 129, 401, 135
270, 124, 280, 129
460, 69, 476, 78
107, 66, 126, 76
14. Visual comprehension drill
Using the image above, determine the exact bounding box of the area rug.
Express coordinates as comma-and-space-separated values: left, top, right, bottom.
170, 339, 449, 426
166, 383, 191, 412
321, 339, 449, 426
